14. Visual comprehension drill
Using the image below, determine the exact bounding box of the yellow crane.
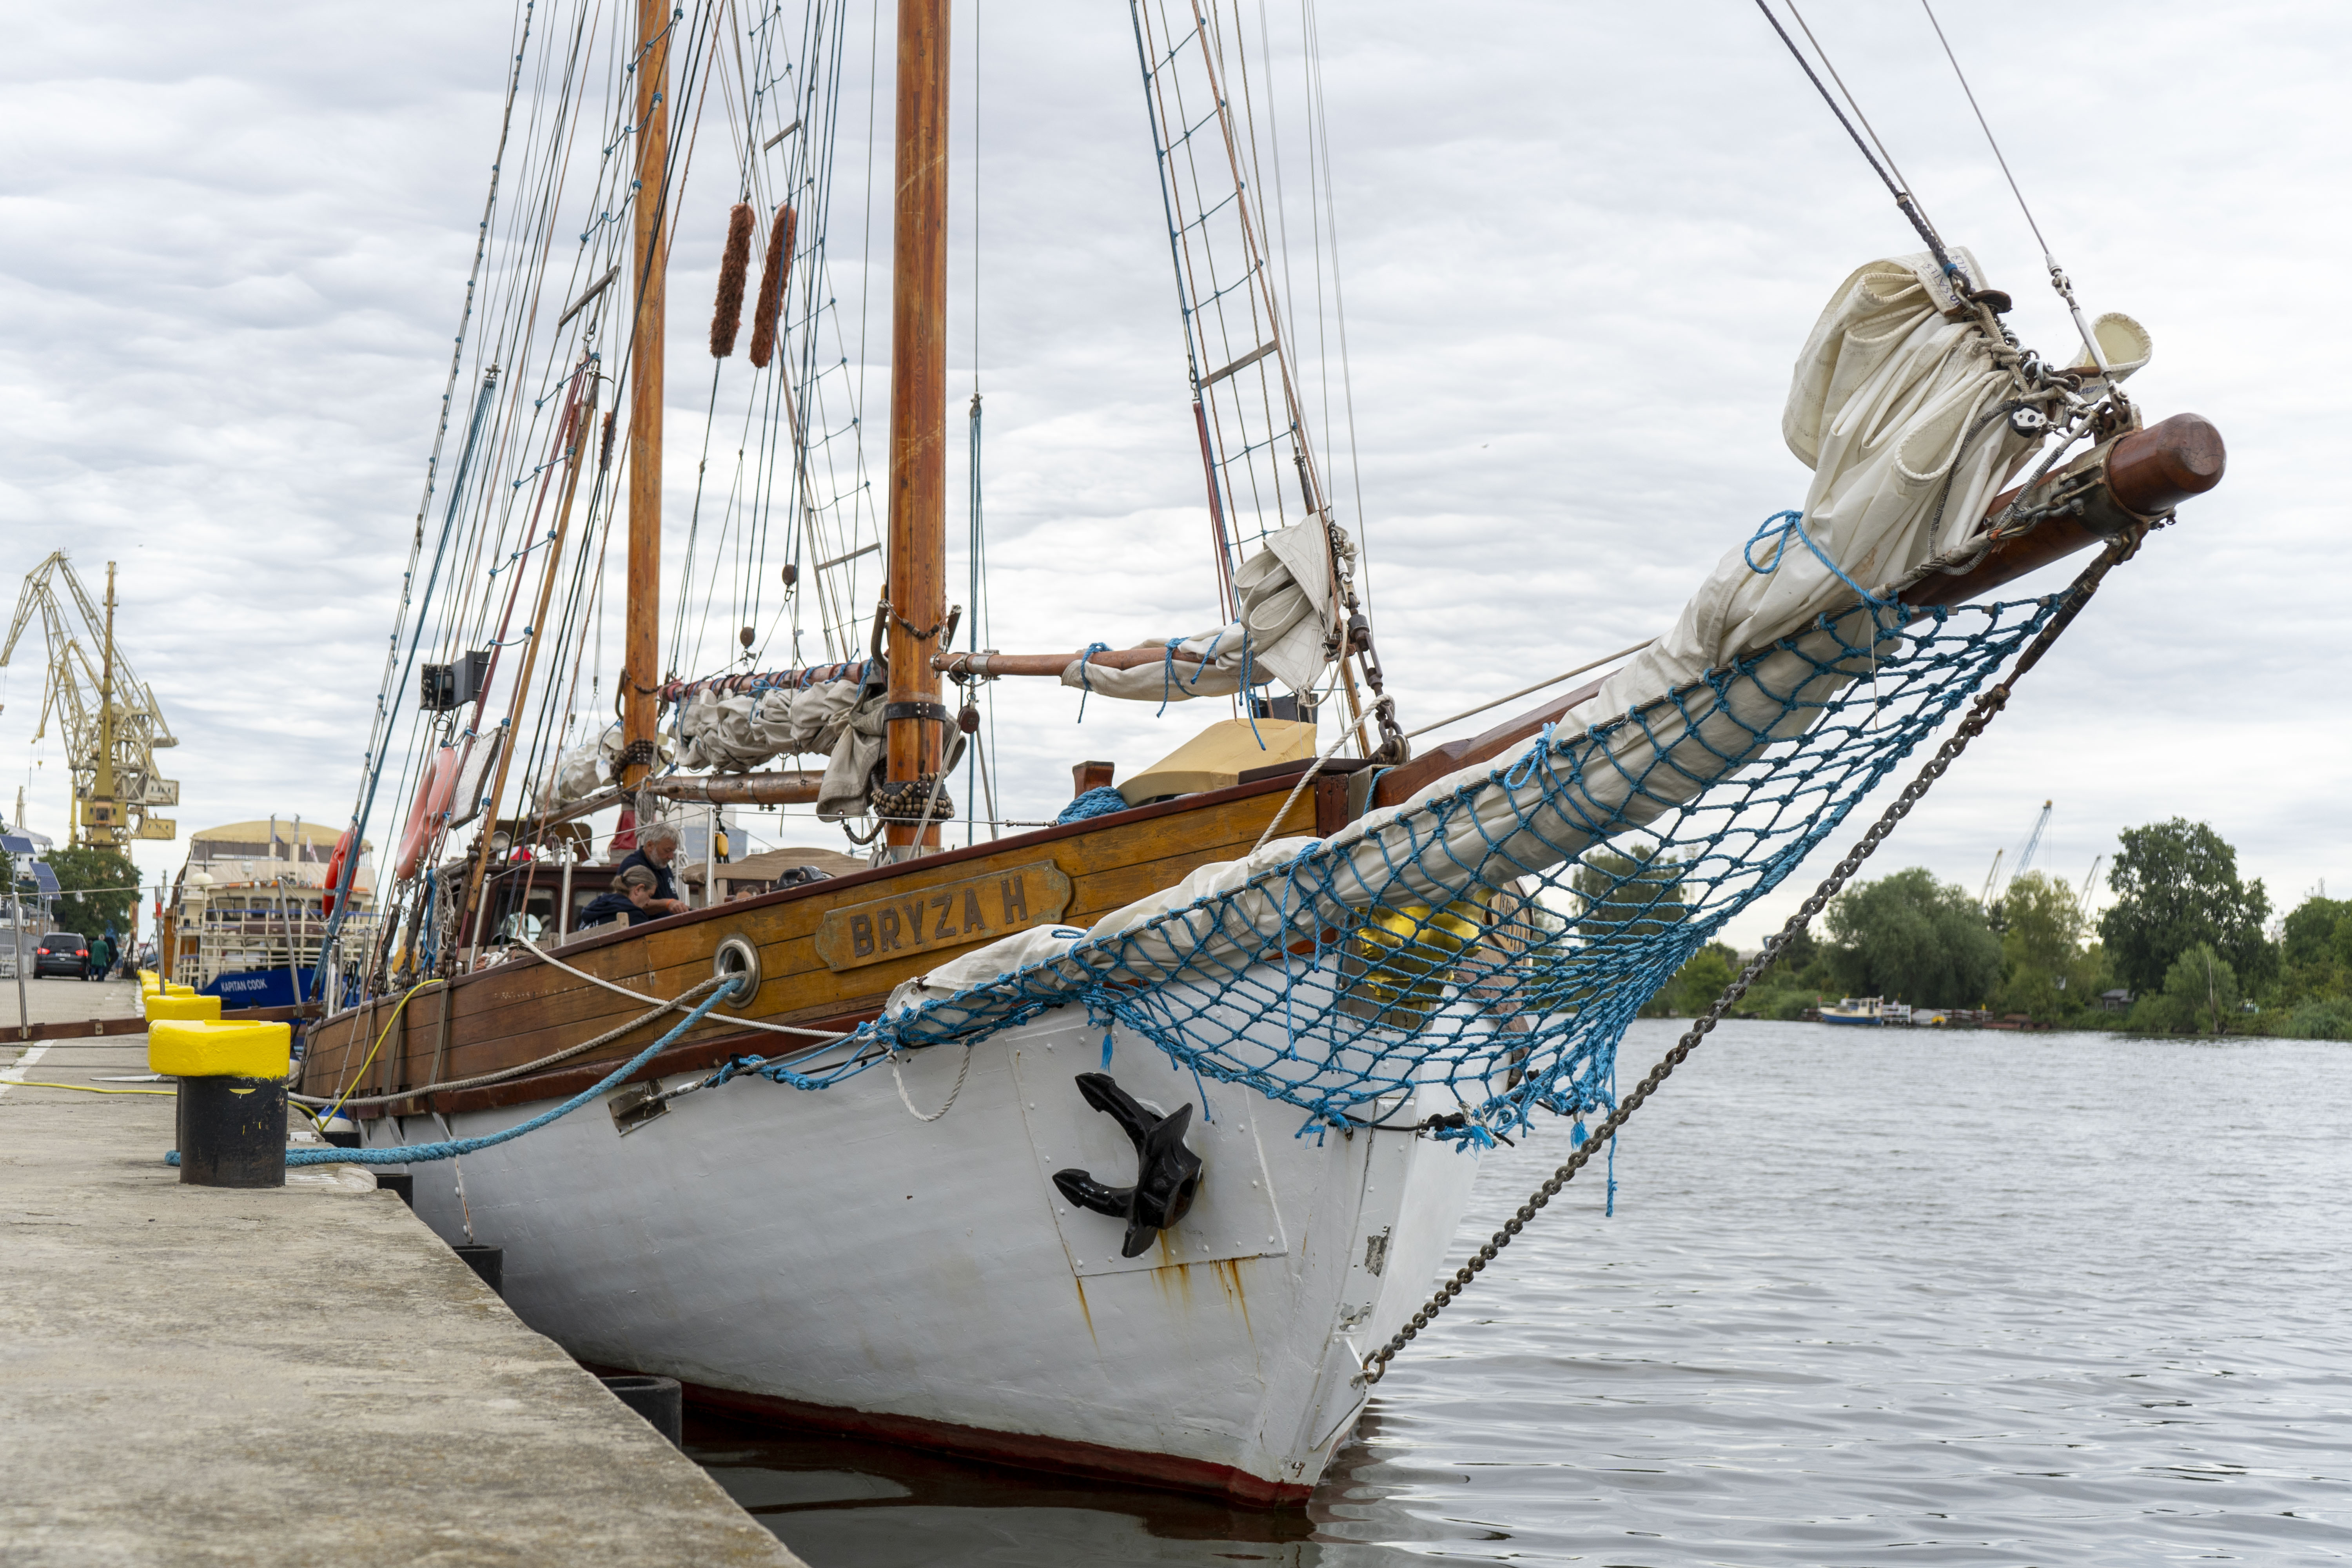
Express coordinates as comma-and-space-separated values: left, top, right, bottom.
0, 553, 179, 845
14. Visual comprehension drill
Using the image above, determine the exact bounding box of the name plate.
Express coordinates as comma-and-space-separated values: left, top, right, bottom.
813, 860, 1073, 973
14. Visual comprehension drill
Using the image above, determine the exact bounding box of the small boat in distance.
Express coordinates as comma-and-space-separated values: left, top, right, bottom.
1819, 997, 1913, 1027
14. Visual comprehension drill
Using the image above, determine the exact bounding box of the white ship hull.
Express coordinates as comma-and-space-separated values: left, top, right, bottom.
367, 1001, 1486, 1501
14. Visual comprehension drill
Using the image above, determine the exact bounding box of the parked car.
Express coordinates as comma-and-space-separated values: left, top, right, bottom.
32, 932, 89, 979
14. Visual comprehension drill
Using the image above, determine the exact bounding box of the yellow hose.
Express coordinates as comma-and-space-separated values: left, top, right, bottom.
3, 1080, 174, 1096
316, 980, 441, 1125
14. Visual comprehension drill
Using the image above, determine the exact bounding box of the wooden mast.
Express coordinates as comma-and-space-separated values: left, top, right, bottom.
620, 0, 671, 794
882, 0, 951, 853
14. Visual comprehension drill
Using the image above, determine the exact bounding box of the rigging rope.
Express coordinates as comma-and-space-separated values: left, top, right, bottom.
1916, 0, 2114, 377
1750, 0, 1970, 292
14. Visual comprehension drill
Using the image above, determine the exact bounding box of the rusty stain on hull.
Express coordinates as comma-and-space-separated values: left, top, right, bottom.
1131, 1255, 1256, 1343
1072, 1275, 1099, 1350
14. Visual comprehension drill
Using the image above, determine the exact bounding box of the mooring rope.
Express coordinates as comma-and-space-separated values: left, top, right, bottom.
515, 934, 845, 1039
166, 975, 753, 1172
1356, 532, 2136, 1388
290, 975, 732, 1111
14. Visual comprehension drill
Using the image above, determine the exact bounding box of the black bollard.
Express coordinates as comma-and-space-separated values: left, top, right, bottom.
453, 1243, 503, 1296
177, 1076, 287, 1189
375, 1172, 415, 1208
601, 1374, 684, 1447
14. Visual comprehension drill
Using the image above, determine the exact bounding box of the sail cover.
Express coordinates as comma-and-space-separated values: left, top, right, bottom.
1058, 520, 1344, 702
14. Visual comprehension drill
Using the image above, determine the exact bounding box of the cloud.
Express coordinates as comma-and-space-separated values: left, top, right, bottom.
1, 0, 2341, 951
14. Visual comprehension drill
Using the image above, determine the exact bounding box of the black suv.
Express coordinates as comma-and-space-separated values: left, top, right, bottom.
33, 933, 89, 979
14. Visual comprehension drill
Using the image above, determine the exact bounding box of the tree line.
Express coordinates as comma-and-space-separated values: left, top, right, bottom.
1630, 818, 2347, 1038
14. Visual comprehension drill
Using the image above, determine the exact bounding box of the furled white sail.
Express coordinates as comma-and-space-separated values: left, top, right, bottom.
1055, 520, 1345, 702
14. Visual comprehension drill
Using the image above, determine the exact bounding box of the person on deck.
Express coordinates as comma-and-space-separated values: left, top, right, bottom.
612, 822, 690, 917
87, 933, 114, 982
577, 866, 661, 930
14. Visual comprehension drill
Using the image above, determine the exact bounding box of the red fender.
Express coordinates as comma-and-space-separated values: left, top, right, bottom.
320, 825, 358, 916
394, 746, 463, 882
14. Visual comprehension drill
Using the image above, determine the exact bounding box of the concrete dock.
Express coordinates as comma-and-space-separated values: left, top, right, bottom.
1, 977, 806, 1566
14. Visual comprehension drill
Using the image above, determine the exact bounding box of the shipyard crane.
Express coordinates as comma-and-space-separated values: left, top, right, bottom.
1980, 800, 2056, 913
2014, 800, 2054, 877
1978, 848, 2004, 913
0, 554, 178, 844
2076, 854, 2105, 921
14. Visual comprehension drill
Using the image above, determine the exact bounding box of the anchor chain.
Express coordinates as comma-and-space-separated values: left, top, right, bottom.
1357, 533, 2137, 1388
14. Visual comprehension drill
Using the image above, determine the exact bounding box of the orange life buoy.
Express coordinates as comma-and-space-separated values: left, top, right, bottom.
321, 825, 357, 915
394, 746, 462, 881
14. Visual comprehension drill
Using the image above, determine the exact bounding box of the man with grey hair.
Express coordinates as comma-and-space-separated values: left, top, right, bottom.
613, 820, 690, 917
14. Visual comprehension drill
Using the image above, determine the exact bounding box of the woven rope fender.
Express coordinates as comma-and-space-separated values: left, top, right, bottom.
1355, 534, 2137, 1388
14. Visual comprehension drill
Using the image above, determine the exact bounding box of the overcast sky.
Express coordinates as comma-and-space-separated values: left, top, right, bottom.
2, 1, 2342, 950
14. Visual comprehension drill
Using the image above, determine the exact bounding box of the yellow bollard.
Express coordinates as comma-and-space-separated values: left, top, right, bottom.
145, 993, 223, 1024
153, 1020, 294, 1191
149, 1019, 292, 1080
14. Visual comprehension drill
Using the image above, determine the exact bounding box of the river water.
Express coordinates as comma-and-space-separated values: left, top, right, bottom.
688, 1020, 2352, 1565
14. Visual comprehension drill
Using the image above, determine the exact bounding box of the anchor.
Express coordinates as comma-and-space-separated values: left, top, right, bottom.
1051, 1073, 1203, 1258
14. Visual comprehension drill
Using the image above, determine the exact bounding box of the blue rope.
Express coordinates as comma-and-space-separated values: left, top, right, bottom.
1073, 642, 1111, 723
1057, 787, 1131, 824
164, 980, 743, 1171
1744, 509, 1896, 612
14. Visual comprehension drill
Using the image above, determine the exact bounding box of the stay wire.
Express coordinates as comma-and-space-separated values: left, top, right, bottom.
1749, 0, 1969, 291
1917, 0, 2114, 376
1784, 2, 1916, 205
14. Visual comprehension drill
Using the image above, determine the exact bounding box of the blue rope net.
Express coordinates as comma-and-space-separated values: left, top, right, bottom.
709, 591, 2067, 1145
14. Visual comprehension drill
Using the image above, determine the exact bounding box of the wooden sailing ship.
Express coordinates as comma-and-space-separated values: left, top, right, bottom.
299, 0, 2222, 1502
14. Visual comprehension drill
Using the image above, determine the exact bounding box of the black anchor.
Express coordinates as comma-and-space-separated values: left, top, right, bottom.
1051, 1073, 1204, 1258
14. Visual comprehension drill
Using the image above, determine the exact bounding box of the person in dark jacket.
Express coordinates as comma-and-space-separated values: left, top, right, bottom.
577, 866, 660, 929
87, 933, 114, 982
612, 822, 690, 916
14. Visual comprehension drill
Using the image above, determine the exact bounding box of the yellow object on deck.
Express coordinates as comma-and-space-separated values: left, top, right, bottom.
164, 983, 195, 997
1117, 717, 1317, 807
148, 1020, 291, 1080
144, 993, 223, 1024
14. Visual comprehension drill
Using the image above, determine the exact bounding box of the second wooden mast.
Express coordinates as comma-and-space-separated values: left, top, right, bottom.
622, 0, 948, 847
621, 0, 671, 797
883, 0, 951, 853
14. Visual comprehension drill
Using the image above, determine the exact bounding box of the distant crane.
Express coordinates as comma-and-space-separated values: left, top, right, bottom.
1980, 800, 2056, 913
2014, 800, 2054, 877
0, 554, 179, 845
2076, 854, 2105, 922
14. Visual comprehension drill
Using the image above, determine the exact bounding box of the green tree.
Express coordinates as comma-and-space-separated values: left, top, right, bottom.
2280, 895, 2352, 969
47, 847, 137, 944
1646, 940, 1737, 1017
1989, 870, 2102, 1020
2099, 819, 2274, 996
1823, 866, 2001, 1007
2275, 895, 2352, 1007
2126, 942, 2242, 1035
1574, 846, 1685, 945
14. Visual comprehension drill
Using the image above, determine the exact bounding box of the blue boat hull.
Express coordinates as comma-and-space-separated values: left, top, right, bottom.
201, 968, 316, 1011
